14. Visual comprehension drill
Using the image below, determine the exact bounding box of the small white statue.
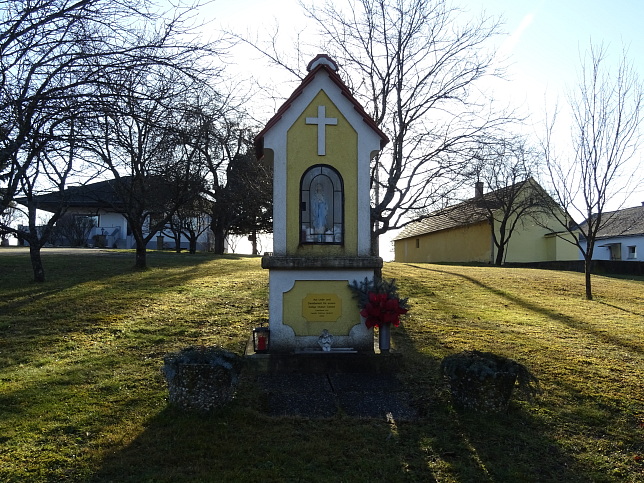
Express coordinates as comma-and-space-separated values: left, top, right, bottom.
318, 329, 334, 352
312, 182, 328, 235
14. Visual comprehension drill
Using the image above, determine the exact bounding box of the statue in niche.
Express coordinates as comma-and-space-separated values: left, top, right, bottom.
311, 182, 328, 234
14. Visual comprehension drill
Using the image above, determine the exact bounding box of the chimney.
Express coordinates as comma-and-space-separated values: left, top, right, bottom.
475, 181, 484, 199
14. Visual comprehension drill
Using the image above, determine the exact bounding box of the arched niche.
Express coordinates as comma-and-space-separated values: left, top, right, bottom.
299, 164, 343, 244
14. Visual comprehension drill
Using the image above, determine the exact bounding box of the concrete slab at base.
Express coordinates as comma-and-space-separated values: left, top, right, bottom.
245, 337, 402, 374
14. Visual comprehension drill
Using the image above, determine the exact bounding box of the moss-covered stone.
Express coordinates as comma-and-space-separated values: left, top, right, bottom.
162, 347, 242, 412
441, 350, 539, 413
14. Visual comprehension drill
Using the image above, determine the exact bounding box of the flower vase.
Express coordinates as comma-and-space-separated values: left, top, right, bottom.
379, 323, 391, 353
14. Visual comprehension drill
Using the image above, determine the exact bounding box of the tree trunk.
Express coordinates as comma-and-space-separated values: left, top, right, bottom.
212, 219, 226, 255
26, 203, 50, 282
494, 245, 505, 266
189, 234, 197, 254
29, 244, 46, 283
584, 257, 593, 300
135, 243, 147, 270
250, 230, 258, 255
492, 219, 505, 266
214, 233, 225, 254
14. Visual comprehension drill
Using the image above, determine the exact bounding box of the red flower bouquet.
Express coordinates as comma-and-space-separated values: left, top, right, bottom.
349, 277, 409, 329
360, 292, 408, 329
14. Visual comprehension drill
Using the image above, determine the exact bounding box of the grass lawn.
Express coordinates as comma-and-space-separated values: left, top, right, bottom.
0, 250, 642, 482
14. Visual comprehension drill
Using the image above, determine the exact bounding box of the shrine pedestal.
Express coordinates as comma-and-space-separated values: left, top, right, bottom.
261, 255, 382, 353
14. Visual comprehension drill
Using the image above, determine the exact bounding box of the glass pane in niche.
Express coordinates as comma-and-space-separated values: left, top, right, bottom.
321, 165, 335, 178
333, 191, 342, 219
300, 164, 343, 244
301, 166, 319, 189
333, 224, 342, 242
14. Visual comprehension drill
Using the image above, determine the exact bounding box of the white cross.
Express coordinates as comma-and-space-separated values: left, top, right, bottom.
306, 105, 337, 156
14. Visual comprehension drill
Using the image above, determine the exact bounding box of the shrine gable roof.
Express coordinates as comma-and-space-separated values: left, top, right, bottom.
254, 54, 388, 159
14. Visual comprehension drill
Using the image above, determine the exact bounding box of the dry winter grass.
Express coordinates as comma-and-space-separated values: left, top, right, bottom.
0, 250, 642, 482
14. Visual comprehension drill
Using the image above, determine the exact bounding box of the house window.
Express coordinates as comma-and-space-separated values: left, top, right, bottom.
415, 238, 420, 248
300, 164, 343, 244
627, 245, 637, 259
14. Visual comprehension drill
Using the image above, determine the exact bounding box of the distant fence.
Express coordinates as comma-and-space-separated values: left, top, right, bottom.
507, 260, 644, 276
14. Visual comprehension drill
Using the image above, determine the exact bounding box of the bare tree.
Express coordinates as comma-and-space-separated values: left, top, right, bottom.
11, 110, 78, 281
225, 152, 273, 255
541, 43, 643, 300
85, 65, 213, 269
1, 0, 222, 280
0, 0, 90, 280
163, 196, 213, 254
467, 137, 545, 265
196, 109, 260, 255
1, 0, 140, 205
243, 0, 511, 255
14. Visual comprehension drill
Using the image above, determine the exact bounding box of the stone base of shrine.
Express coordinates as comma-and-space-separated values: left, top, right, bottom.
262, 255, 383, 353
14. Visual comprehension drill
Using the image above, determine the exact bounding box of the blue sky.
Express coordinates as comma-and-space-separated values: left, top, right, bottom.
469, 0, 644, 208
214, 0, 644, 107
474, 0, 644, 114
212, 0, 644, 209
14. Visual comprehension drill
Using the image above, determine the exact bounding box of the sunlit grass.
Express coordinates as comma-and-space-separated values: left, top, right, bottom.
0, 252, 642, 481
391, 263, 644, 481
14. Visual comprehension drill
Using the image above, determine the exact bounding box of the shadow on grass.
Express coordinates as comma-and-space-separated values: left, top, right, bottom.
0, 253, 260, 369
596, 300, 644, 317
90, 339, 590, 482
407, 264, 643, 356
393, 326, 590, 482
0, 258, 626, 481
90, 403, 438, 482
0, 250, 217, 311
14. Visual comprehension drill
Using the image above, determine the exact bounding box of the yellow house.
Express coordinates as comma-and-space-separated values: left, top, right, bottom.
394, 179, 578, 264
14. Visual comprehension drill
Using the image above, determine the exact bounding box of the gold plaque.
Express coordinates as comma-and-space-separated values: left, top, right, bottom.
302, 293, 342, 322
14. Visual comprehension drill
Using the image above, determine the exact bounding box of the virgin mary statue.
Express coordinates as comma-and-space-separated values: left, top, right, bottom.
312, 182, 328, 235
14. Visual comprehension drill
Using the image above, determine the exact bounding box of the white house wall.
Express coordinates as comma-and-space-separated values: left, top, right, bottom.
65, 208, 213, 251
581, 235, 644, 261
